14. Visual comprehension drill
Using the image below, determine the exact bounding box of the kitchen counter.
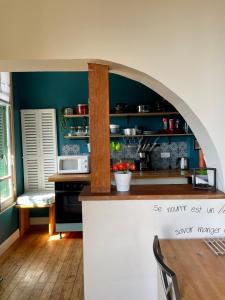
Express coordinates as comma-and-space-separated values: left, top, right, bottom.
80, 184, 225, 201
48, 170, 191, 183
48, 173, 91, 182
160, 239, 225, 299
81, 184, 225, 300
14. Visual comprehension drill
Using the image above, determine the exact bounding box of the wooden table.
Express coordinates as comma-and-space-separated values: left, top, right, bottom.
16, 203, 55, 237
161, 239, 225, 300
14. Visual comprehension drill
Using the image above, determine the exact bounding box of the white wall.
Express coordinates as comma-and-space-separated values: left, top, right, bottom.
0, 0, 225, 189
83, 199, 225, 300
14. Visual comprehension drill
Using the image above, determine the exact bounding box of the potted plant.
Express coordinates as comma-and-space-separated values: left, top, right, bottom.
112, 161, 136, 192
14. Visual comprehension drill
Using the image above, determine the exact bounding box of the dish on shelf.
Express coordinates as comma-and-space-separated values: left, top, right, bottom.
110, 124, 120, 134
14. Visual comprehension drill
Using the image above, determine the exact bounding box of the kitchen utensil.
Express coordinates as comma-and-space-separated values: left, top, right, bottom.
138, 151, 151, 171
76, 104, 88, 115
123, 128, 137, 136
110, 124, 120, 134
113, 103, 128, 113
137, 105, 151, 113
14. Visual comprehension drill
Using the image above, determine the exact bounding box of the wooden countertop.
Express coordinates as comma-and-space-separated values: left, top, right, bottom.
48, 170, 191, 183
48, 173, 91, 182
160, 239, 225, 300
79, 184, 225, 201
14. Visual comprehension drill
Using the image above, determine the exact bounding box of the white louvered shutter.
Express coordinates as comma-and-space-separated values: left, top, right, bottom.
39, 110, 57, 190
21, 109, 57, 192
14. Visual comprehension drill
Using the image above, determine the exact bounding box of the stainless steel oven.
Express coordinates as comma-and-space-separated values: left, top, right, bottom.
55, 181, 86, 237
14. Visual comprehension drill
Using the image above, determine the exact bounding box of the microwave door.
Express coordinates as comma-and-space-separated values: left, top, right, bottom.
61, 159, 79, 172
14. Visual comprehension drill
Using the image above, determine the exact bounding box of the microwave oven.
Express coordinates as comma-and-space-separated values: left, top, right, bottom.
57, 155, 90, 174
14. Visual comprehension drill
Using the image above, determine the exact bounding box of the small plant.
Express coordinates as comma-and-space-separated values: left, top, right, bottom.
112, 161, 136, 173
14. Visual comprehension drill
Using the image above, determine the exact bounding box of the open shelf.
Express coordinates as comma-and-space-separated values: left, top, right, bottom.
64, 114, 89, 118
110, 133, 194, 138
64, 135, 90, 139
63, 112, 180, 118
64, 133, 193, 139
110, 112, 179, 117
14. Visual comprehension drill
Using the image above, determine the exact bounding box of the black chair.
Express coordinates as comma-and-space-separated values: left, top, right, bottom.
153, 235, 181, 300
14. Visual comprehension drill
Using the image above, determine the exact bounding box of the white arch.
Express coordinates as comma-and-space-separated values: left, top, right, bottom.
3, 58, 223, 190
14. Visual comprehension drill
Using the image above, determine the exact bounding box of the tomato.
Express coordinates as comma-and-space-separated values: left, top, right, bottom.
117, 163, 125, 171
123, 162, 130, 169
129, 163, 136, 171
112, 165, 118, 172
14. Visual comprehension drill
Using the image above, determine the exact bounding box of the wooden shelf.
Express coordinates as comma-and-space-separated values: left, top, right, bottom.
110, 133, 194, 138
64, 135, 90, 139
64, 133, 193, 139
63, 112, 180, 118
64, 114, 89, 118
110, 111, 179, 117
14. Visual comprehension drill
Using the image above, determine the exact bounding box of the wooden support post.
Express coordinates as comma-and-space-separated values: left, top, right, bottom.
88, 63, 111, 193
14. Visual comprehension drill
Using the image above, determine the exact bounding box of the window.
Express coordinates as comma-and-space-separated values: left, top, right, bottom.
0, 73, 15, 211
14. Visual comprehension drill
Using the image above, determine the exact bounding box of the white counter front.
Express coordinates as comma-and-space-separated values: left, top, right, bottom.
82, 197, 225, 300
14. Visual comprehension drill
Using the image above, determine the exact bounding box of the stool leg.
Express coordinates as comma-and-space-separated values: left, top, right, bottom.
19, 208, 30, 237
49, 204, 55, 235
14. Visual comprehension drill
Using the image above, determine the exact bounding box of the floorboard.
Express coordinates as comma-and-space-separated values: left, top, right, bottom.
0, 227, 84, 300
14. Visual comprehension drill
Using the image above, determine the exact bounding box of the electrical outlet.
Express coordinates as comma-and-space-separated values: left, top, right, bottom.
161, 152, 170, 158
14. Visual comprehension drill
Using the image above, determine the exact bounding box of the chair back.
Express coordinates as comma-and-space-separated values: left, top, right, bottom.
153, 235, 181, 300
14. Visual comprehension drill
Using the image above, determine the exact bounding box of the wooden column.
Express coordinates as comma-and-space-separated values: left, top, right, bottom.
88, 63, 111, 193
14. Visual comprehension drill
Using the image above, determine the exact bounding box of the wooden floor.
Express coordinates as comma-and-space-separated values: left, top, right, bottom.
0, 227, 84, 300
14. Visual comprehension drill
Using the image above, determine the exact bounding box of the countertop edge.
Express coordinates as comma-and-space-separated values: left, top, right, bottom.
79, 184, 225, 201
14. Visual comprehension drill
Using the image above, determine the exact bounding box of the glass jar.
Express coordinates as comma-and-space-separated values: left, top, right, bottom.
68, 126, 76, 136
75, 126, 86, 136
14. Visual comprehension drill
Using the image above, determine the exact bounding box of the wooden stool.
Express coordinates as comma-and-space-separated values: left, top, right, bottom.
16, 203, 55, 237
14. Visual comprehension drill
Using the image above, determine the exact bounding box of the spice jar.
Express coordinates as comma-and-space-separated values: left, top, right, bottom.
68, 127, 76, 136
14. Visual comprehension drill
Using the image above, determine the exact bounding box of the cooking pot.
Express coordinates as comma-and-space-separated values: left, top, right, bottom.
123, 128, 137, 136
110, 124, 120, 134
76, 104, 88, 115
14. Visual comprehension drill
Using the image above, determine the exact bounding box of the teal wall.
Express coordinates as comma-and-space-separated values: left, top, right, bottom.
12, 72, 199, 218
0, 206, 18, 244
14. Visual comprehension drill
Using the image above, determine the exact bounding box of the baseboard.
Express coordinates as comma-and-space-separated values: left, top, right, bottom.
30, 217, 48, 225
0, 229, 20, 256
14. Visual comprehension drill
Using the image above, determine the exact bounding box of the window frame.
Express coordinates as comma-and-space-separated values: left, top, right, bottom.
0, 73, 16, 211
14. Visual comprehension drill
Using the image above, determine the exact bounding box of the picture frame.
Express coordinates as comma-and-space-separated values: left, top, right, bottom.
194, 138, 201, 150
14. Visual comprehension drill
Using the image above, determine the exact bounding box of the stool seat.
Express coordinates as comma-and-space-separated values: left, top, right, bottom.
16, 191, 55, 206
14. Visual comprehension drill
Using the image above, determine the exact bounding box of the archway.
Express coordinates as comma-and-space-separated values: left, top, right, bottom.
2, 58, 223, 190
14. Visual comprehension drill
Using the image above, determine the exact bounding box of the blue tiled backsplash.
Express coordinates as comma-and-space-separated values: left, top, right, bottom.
111, 141, 188, 170
151, 142, 187, 170
63, 141, 188, 170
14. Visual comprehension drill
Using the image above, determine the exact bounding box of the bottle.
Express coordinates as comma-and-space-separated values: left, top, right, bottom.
162, 117, 168, 130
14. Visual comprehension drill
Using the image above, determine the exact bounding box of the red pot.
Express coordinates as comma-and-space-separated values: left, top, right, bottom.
76, 104, 88, 115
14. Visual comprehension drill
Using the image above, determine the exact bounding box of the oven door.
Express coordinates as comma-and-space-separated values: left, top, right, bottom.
55, 191, 82, 223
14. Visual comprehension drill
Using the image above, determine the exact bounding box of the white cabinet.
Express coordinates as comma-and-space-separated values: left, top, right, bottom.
21, 109, 57, 191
